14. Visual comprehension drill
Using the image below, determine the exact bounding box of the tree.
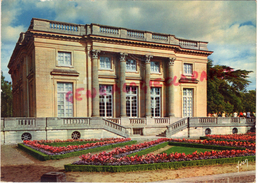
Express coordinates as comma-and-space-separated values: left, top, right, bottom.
1, 71, 12, 117
207, 59, 253, 114
242, 90, 256, 113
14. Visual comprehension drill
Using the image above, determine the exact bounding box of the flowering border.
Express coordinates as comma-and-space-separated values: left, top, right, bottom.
18, 138, 136, 161
65, 138, 255, 172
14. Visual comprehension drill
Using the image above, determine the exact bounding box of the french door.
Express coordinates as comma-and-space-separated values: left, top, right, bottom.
183, 88, 193, 117
99, 85, 113, 117
126, 86, 138, 117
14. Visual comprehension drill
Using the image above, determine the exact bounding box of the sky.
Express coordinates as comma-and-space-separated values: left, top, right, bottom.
1, 0, 257, 90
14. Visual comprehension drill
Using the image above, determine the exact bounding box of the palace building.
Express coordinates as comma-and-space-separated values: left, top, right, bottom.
8, 18, 213, 120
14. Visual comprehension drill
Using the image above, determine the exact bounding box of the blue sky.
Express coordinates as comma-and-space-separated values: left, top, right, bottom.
1, 0, 257, 90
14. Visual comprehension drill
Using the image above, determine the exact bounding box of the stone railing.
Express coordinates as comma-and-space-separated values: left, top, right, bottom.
18, 119, 36, 126
231, 117, 240, 123
30, 18, 85, 36
154, 117, 170, 124
179, 39, 198, 48
29, 18, 210, 51
62, 118, 90, 125
100, 27, 119, 35
105, 118, 121, 125
127, 31, 144, 38
103, 119, 129, 138
129, 118, 146, 125
246, 118, 256, 123
152, 34, 168, 41
199, 117, 217, 123
166, 117, 188, 137
49, 22, 78, 32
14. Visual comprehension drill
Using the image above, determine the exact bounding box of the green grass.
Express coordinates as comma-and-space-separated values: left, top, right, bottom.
43, 141, 98, 147
127, 142, 168, 157
162, 146, 218, 155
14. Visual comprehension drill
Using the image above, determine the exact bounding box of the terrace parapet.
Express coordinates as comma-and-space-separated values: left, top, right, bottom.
28, 18, 209, 51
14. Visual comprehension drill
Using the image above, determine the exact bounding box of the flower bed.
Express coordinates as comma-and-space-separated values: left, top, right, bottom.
23, 138, 131, 155
65, 138, 255, 172
171, 138, 255, 150
205, 133, 256, 142
18, 138, 136, 161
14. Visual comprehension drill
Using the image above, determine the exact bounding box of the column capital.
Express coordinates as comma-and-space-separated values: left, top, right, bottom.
169, 56, 176, 66
92, 50, 100, 59
120, 53, 128, 62
145, 55, 153, 63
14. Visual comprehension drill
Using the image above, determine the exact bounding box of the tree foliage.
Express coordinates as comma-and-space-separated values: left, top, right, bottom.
1, 71, 12, 117
207, 59, 255, 114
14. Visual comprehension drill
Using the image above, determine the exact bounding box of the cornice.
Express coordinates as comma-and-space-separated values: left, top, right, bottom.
30, 31, 82, 42
89, 35, 213, 56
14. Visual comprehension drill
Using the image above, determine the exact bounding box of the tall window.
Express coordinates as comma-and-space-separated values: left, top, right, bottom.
126, 86, 138, 117
183, 88, 193, 117
151, 62, 160, 73
100, 56, 111, 69
151, 87, 161, 117
58, 52, 71, 66
57, 83, 73, 117
126, 59, 137, 71
184, 63, 193, 75
99, 85, 113, 117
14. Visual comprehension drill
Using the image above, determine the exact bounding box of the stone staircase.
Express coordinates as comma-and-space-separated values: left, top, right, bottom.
156, 130, 166, 137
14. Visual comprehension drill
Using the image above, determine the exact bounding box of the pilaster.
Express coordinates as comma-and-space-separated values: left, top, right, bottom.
92, 50, 100, 117
168, 56, 176, 117
145, 55, 153, 117
120, 53, 127, 117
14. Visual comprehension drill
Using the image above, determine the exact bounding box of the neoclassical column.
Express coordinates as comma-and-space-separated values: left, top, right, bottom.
92, 50, 100, 117
145, 55, 153, 117
168, 56, 176, 117
120, 53, 128, 117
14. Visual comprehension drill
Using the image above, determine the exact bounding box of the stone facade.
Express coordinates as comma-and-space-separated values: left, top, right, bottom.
8, 18, 212, 119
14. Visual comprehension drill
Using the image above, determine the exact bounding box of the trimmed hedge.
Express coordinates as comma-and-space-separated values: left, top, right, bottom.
127, 142, 168, 157
168, 142, 246, 150
18, 140, 137, 161
64, 156, 255, 172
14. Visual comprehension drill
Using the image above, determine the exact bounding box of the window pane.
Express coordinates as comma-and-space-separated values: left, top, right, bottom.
151, 87, 161, 117
100, 57, 111, 69
151, 62, 160, 73
184, 64, 192, 75
126, 59, 136, 71
57, 83, 73, 117
58, 52, 71, 66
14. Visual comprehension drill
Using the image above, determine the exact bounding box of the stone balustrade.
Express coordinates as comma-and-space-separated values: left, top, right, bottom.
154, 117, 170, 124
129, 118, 146, 125
29, 18, 209, 51
166, 117, 188, 137
63, 118, 90, 125
105, 118, 121, 124
103, 119, 129, 137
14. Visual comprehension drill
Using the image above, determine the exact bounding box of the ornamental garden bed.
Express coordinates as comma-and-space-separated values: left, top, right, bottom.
18, 138, 136, 161
65, 137, 255, 172
200, 132, 256, 142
